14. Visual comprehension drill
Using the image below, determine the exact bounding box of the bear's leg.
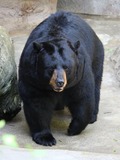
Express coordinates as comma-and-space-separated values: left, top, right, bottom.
90, 78, 101, 123
68, 99, 94, 136
23, 99, 56, 146
91, 48, 104, 123
67, 77, 95, 136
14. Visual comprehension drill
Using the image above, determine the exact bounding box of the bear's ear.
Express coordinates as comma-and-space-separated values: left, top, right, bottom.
67, 41, 75, 51
67, 40, 80, 55
33, 42, 54, 54
74, 41, 80, 51
41, 42, 54, 54
33, 42, 43, 52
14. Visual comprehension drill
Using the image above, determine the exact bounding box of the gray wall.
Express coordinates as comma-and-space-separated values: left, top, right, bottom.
57, 0, 120, 17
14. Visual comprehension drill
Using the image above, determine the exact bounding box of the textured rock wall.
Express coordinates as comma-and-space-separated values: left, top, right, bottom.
0, 0, 57, 34
57, 0, 120, 17
1, 0, 120, 34
110, 47, 120, 85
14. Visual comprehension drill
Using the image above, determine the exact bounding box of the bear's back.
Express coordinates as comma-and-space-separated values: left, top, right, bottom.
26, 11, 98, 46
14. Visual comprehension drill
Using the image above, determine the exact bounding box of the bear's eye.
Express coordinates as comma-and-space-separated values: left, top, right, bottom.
63, 65, 68, 72
48, 66, 56, 74
48, 68, 54, 74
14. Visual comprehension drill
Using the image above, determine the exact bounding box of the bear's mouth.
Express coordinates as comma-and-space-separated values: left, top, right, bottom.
53, 87, 64, 92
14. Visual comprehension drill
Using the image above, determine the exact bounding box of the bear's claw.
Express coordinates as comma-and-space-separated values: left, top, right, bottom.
32, 131, 56, 146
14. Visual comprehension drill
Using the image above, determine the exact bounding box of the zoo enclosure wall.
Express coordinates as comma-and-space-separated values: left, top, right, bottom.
0, 0, 120, 34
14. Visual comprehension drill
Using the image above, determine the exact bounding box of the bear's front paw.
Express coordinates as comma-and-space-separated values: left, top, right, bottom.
32, 131, 56, 146
68, 118, 84, 136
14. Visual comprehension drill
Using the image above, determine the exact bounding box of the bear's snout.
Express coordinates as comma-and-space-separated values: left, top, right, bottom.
49, 69, 67, 92
56, 80, 64, 88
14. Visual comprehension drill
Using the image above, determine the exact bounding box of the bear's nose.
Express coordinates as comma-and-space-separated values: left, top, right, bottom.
56, 81, 64, 87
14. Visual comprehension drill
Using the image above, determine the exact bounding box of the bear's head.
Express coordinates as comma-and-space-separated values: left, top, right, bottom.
33, 39, 84, 92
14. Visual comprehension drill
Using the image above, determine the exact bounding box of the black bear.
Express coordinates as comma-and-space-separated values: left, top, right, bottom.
18, 11, 104, 146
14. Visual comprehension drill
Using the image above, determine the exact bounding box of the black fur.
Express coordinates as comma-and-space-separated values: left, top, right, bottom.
18, 11, 104, 146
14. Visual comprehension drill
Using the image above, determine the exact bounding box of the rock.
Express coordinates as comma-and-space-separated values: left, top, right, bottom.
0, 0, 57, 34
0, 26, 21, 121
110, 47, 120, 85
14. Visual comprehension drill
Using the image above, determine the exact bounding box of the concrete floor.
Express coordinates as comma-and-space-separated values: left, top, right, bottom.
1, 146, 120, 160
0, 17, 120, 159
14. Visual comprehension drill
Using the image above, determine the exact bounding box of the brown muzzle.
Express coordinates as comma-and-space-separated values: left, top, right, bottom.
49, 69, 67, 92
